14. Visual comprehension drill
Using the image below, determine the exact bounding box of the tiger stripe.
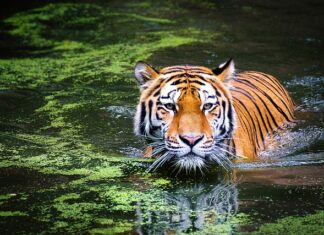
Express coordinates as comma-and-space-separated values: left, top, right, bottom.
134, 60, 295, 170
229, 72, 294, 158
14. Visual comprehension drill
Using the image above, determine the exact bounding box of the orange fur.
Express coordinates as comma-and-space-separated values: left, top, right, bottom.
229, 71, 295, 158
134, 61, 295, 161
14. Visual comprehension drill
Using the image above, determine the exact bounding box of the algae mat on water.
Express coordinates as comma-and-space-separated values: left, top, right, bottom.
1, 1, 323, 234
240, 211, 324, 235
0, 2, 216, 176
0, 1, 232, 234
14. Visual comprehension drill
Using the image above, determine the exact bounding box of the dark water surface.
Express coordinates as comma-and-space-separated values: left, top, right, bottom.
0, 0, 323, 234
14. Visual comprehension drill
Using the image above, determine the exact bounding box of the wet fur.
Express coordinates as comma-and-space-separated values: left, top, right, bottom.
134, 60, 295, 172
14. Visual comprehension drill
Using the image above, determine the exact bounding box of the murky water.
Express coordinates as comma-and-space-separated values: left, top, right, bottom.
0, 0, 323, 234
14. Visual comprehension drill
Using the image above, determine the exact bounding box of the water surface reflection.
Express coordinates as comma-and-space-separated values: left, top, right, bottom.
136, 178, 239, 234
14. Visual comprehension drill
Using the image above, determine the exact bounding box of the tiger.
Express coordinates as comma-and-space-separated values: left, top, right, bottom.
133, 59, 295, 172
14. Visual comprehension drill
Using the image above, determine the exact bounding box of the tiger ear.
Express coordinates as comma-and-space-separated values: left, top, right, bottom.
134, 61, 159, 86
212, 58, 235, 81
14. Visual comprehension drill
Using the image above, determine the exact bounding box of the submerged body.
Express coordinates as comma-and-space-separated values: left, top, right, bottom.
133, 59, 295, 171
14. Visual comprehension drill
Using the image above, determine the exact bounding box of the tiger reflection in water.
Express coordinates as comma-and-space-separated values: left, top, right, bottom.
135, 180, 238, 234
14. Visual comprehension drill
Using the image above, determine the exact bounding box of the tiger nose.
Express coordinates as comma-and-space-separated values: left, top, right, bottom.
179, 134, 204, 147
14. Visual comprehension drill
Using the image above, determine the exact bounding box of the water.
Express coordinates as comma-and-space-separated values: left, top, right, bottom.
0, 0, 323, 234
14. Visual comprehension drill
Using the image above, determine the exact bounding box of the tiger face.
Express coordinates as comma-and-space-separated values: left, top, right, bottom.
134, 59, 236, 172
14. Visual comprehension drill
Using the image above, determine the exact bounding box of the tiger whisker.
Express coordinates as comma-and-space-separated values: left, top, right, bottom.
154, 155, 171, 169
213, 145, 236, 160
149, 140, 164, 146
215, 142, 236, 153
146, 152, 173, 172
209, 153, 227, 170
172, 161, 183, 177
196, 160, 206, 175
214, 144, 236, 157
221, 138, 244, 141
150, 150, 165, 158
146, 153, 167, 172
209, 143, 234, 170
149, 144, 164, 148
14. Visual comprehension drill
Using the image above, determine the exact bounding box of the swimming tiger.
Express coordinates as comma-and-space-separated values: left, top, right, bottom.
133, 59, 295, 172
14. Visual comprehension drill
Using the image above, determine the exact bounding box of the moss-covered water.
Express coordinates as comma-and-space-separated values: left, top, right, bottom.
0, 0, 323, 234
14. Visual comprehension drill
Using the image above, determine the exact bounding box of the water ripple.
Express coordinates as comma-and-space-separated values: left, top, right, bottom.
102, 105, 136, 118
285, 76, 324, 112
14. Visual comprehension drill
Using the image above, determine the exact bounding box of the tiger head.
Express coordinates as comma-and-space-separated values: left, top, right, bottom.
134, 59, 236, 172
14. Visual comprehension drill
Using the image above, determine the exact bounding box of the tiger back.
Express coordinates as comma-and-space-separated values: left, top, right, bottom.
229, 71, 295, 159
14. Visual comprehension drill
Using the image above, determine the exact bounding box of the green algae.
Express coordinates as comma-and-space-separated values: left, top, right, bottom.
89, 226, 133, 235
0, 1, 323, 234
241, 211, 324, 235
90, 218, 134, 234
0, 1, 287, 234
0, 1, 215, 180
104, 12, 173, 24
86, 166, 123, 180
151, 178, 171, 187
4, 3, 102, 48
0, 133, 137, 180
0, 194, 16, 205
100, 185, 171, 213
89, 221, 133, 235
52, 200, 105, 232
0, 194, 16, 201
2, 2, 181, 55
0, 211, 28, 217
45, 182, 180, 233
54, 193, 80, 203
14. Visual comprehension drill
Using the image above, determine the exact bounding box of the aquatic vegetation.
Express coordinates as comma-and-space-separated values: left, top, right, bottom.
88, 220, 133, 235
242, 211, 324, 235
151, 178, 171, 187
0, 211, 28, 217
0, 1, 221, 233
0, 194, 16, 201
186, 212, 250, 234
0, 0, 217, 176
0, 0, 323, 234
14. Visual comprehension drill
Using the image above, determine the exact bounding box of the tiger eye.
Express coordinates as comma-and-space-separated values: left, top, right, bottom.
203, 103, 214, 110
165, 103, 175, 110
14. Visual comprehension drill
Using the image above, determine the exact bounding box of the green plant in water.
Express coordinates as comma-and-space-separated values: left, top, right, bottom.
0, 1, 218, 178
0, 211, 28, 217
0, 1, 226, 234
240, 211, 324, 235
